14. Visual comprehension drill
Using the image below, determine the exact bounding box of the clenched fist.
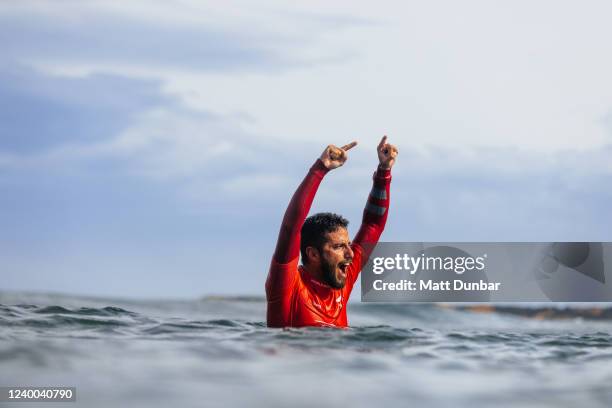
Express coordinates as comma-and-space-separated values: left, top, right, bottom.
319, 141, 358, 170
377, 135, 398, 169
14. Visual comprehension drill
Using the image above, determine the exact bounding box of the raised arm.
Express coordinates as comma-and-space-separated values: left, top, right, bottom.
353, 136, 398, 266
273, 141, 358, 263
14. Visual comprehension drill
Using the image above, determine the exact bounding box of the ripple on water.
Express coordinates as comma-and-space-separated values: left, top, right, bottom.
2, 295, 612, 408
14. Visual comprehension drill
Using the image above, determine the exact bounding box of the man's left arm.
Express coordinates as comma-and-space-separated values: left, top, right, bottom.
352, 136, 398, 269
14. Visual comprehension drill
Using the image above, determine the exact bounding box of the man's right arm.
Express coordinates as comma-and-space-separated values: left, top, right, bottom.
272, 159, 329, 264
271, 141, 358, 263
266, 159, 330, 327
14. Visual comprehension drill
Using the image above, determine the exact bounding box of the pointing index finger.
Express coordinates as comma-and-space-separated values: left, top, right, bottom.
378, 135, 388, 149
342, 141, 358, 151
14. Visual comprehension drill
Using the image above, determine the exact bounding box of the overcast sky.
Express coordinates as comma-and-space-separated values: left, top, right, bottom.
1, 0, 611, 298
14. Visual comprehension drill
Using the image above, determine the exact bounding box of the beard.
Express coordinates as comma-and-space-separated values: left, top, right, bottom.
321, 257, 346, 289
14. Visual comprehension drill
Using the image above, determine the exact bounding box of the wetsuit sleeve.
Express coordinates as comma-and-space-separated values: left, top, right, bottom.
351, 166, 392, 275
272, 159, 330, 264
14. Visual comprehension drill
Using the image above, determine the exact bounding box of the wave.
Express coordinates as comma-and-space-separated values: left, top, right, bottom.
448, 305, 612, 320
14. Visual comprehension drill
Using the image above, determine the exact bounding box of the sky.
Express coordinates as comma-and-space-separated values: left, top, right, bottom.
1, 0, 611, 298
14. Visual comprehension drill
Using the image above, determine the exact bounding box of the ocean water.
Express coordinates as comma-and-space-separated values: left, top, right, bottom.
1, 291, 612, 408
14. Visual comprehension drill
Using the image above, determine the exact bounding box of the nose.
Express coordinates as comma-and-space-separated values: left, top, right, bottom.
345, 245, 354, 260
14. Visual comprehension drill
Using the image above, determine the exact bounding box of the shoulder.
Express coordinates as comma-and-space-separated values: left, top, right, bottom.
266, 256, 300, 298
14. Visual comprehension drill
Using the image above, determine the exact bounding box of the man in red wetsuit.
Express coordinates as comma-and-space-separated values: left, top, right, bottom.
266, 136, 398, 328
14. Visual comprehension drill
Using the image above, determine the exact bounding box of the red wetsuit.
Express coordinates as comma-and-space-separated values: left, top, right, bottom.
266, 159, 391, 328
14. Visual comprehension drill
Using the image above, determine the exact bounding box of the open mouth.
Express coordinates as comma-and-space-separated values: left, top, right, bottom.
338, 261, 352, 278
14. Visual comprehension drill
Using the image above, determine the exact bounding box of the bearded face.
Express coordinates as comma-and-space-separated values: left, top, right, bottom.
318, 228, 354, 289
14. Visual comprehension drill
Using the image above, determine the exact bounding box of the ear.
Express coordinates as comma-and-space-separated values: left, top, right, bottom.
305, 246, 320, 264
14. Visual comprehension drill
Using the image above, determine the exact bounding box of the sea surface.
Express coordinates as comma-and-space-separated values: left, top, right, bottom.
1, 291, 612, 407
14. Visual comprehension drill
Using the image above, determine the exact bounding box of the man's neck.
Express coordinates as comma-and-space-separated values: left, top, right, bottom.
301, 262, 325, 284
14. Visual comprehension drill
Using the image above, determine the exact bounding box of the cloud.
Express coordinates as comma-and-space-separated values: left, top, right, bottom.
1, 1, 373, 76
1, 59, 609, 233
0, 63, 312, 215
0, 64, 174, 154
1, 11, 277, 73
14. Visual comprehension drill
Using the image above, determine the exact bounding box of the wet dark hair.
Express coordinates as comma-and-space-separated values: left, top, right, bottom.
300, 212, 349, 264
